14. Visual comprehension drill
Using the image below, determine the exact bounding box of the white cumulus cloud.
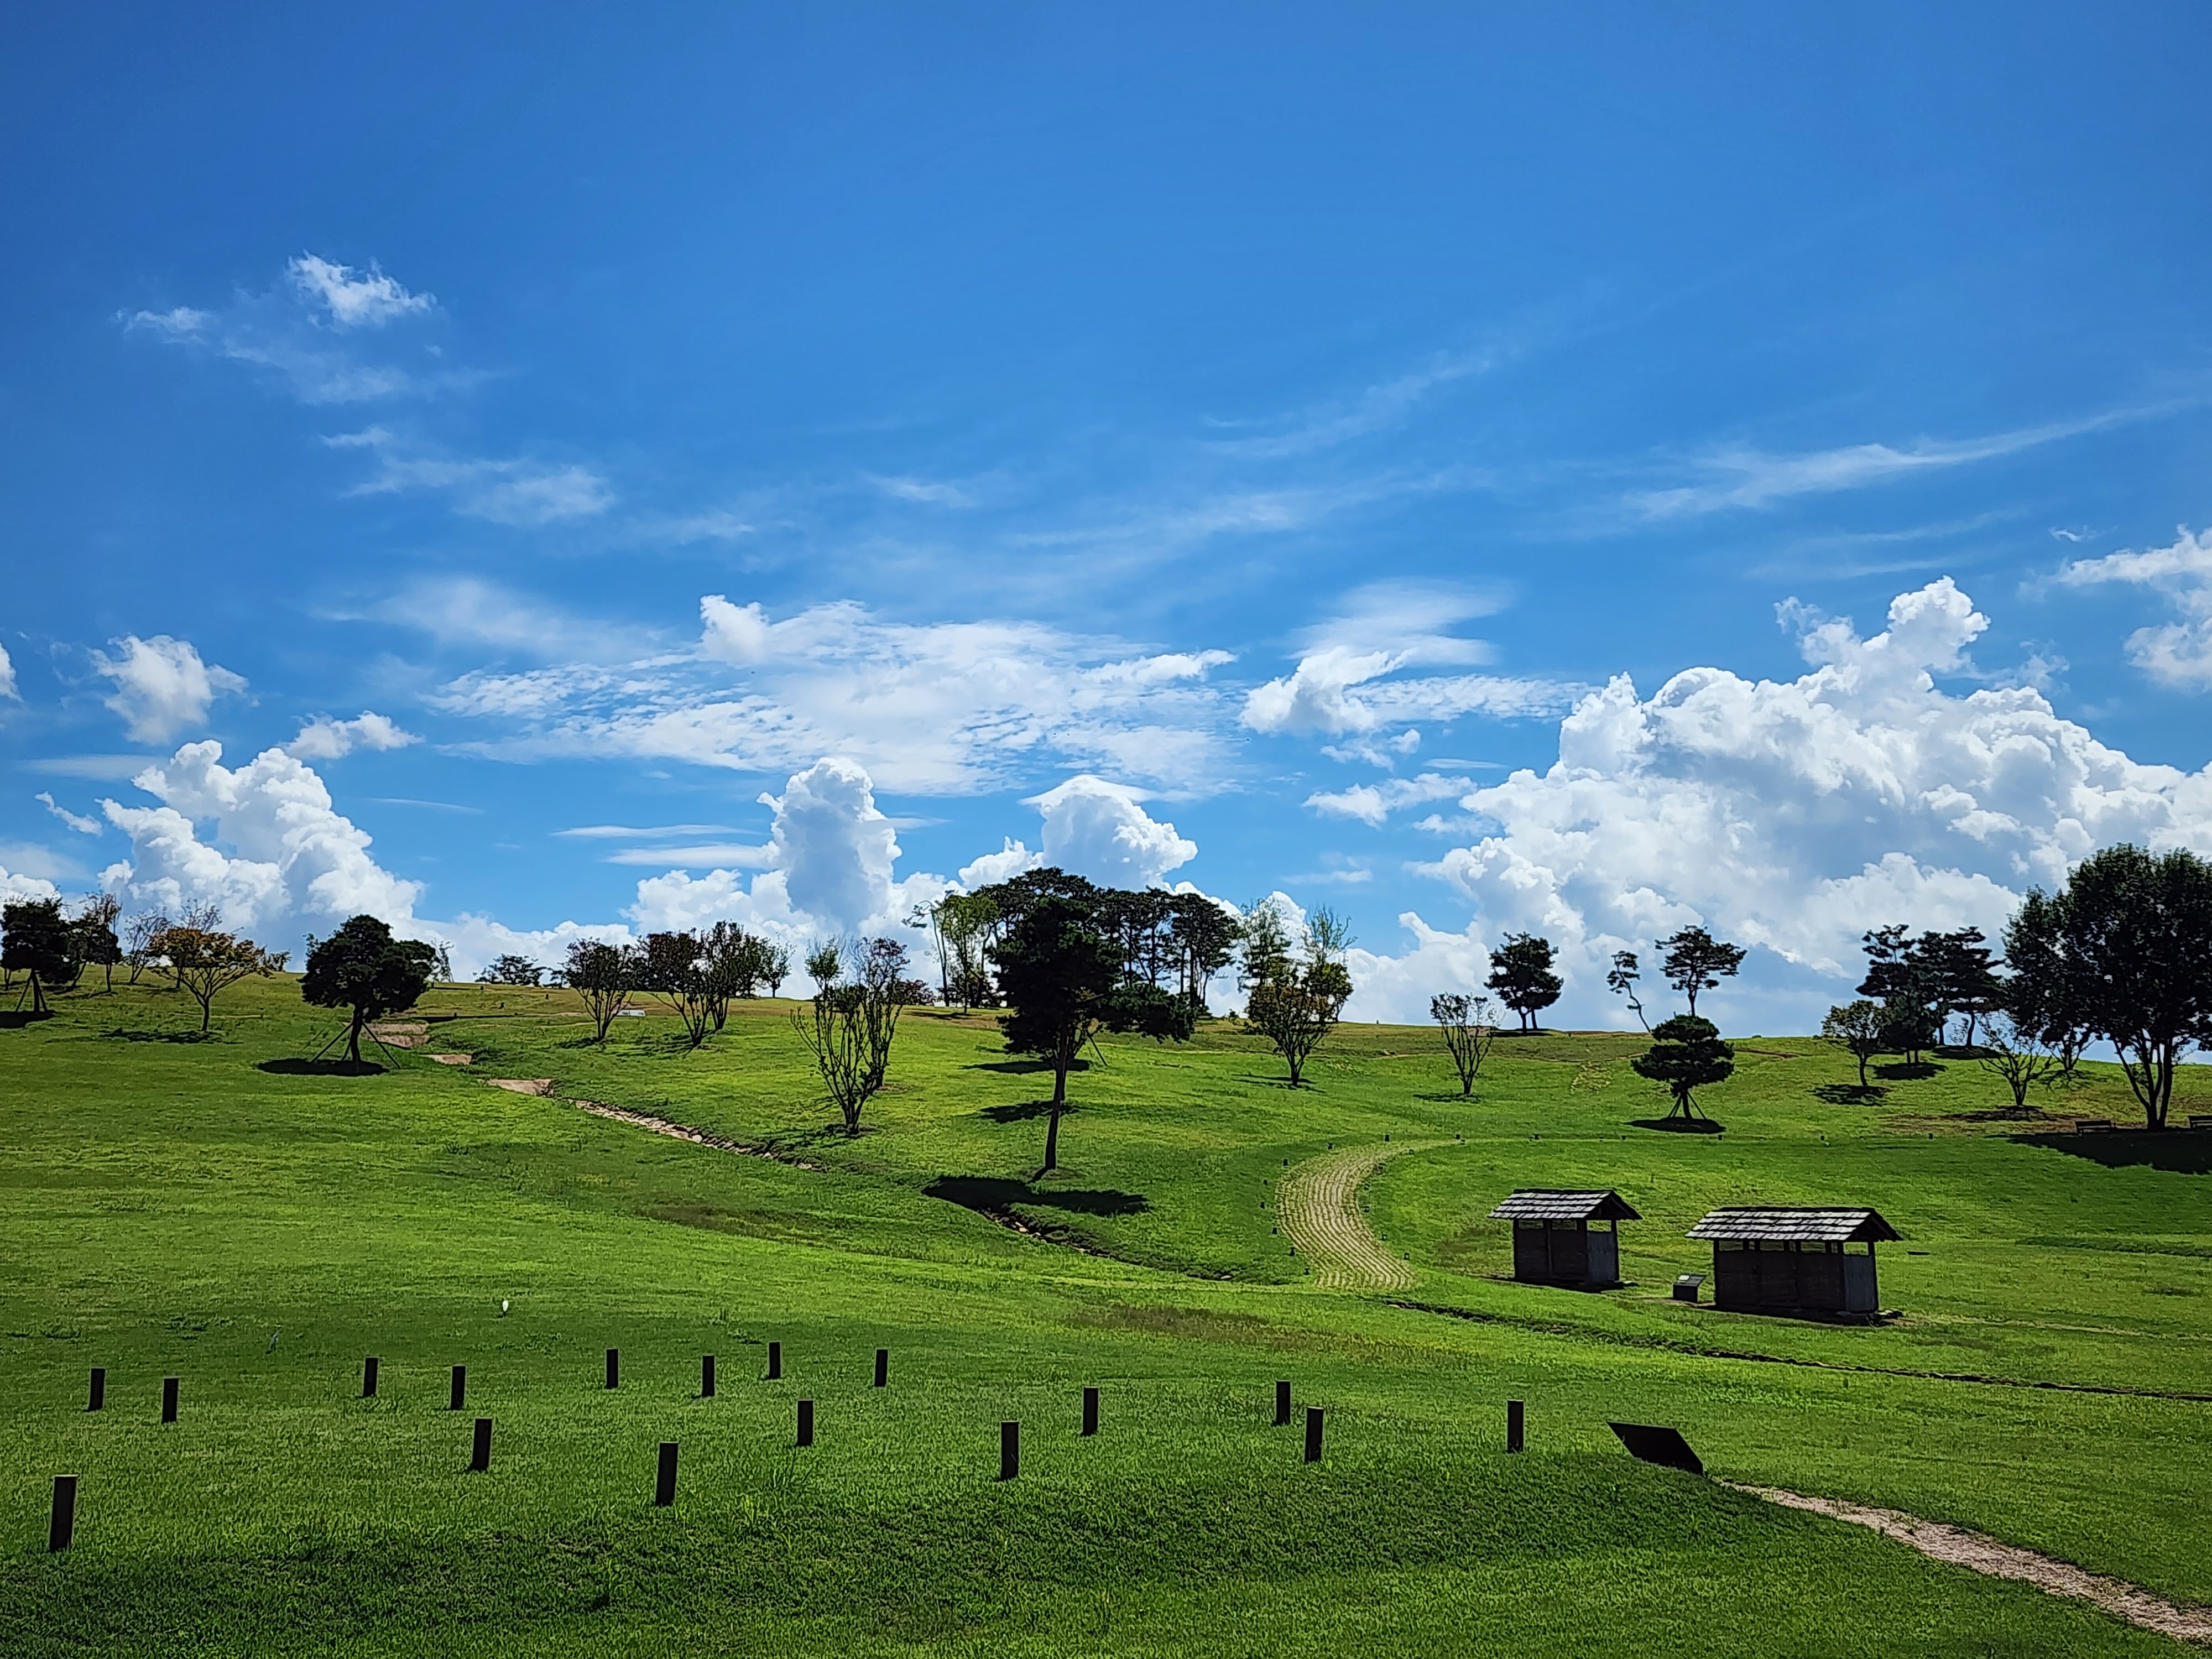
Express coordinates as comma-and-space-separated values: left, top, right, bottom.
288, 711, 422, 761
288, 254, 435, 328
91, 635, 247, 743
1344, 577, 2212, 1031
100, 742, 423, 938
1026, 775, 1198, 888
0, 640, 19, 701
0, 862, 62, 903
2053, 524, 2212, 689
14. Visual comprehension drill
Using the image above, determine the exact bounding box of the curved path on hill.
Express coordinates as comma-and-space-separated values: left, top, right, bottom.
1726, 1484, 2212, 1643
1276, 1141, 1440, 1290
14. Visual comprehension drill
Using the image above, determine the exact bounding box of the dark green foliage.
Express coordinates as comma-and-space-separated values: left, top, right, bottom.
792, 937, 930, 1134
1485, 932, 1561, 1032
991, 888, 1196, 1170
302, 915, 437, 1063
2, 897, 81, 1014
1819, 999, 1886, 1087
1656, 926, 1744, 1018
2009, 844, 2212, 1128
1242, 904, 1354, 1086
1630, 1014, 1734, 1120
564, 938, 639, 1041
479, 953, 545, 987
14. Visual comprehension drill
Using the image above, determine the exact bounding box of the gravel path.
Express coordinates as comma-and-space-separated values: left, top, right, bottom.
1727, 1483, 2212, 1644
1276, 1141, 1436, 1289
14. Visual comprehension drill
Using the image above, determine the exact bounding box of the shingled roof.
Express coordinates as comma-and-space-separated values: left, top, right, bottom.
1687, 1207, 1900, 1244
1489, 1190, 1641, 1223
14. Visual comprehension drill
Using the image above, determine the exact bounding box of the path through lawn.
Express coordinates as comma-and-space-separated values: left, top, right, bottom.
1277, 1141, 1436, 1289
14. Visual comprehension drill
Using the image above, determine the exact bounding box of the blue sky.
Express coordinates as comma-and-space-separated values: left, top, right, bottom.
7, 4, 2212, 1027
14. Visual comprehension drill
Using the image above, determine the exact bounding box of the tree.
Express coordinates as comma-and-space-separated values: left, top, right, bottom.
1978, 1011, 2058, 1114
155, 925, 286, 1031
1922, 927, 2003, 1049
72, 895, 123, 992
479, 953, 545, 987
990, 893, 1195, 1172
1168, 891, 1241, 1013
638, 930, 717, 1048
2001, 891, 2092, 1077
2, 899, 82, 1015
2016, 844, 2212, 1129
565, 939, 638, 1042
760, 941, 792, 997
301, 915, 435, 1062
428, 940, 455, 984
121, 908, 170, 985
1630, 1014, 1734, 1122
1485, 932, 1562, 1032
1243, 904, 1355, 1086
1879, 995, 1942, 1065
924, 893, 1002, 1010
1431, 992, 1498, 1095
1657, 926, 1745, 1019
1820, 1000, 1887, 1088
1605, 950, 1649, 1031
792, 937, 930, 1135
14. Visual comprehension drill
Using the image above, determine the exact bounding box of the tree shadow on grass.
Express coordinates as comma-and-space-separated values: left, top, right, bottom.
256, 1058, 388, 1077
1629, 1115, 1725, 1135
924, 1175, 1149, 1218
98, 1027, 215, 1044
967, 1057, 1072, 1076
980, 1098, 1058, 1123
1812, 1084, 1891, 1106
1874, 1061, 1942, 1081
0, 1010, 55, 1029
2015, 1130, 2212, 1175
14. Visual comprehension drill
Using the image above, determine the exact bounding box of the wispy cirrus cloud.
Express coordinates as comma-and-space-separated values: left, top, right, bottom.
327, 428, 614, 525
1206, 347, 1504, 460
122, 253, 450, 405
1626, 405, 2164, 519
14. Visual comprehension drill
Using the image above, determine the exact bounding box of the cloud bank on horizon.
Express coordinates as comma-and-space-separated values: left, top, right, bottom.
18, 573, 2210, 1031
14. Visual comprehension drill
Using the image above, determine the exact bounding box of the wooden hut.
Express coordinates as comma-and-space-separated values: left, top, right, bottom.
1489, 1190, 1640, 1289
1686, 1208, 1900, 1317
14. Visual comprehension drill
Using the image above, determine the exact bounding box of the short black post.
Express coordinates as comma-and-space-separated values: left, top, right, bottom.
1082, 1386, 1099, 1437
767, 1340, 781, 1380
797, 1399, 814, 1447
1274, 1379, 1291, 1426
450, 1365, 467, 1411
161, 1376, 179, 1424
655, 1441, 678, 1506
702, 1354, 716, 1397
1000, 1421, 1019, 1481
471, 1416, 493, 1472
87, 1368, 105, 1412
50, 1476, 78, 1552
606, 1348, 620, 1390
1303, 1406, 1324, 1463
362, 1357, 379, 1399
874, 1347, 888, 1388
1507, 1399, 1525, 1453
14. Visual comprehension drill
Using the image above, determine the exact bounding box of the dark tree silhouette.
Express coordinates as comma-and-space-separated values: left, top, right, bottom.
302, 915, 435, 1062
2, 899, 81, 1015
564, 939, 638, 1042
1485, 932, 1562, 1032
1631, 1014, 1735, 1122
1820, 999, 1886, 1088
1657, 927, 1744, 1018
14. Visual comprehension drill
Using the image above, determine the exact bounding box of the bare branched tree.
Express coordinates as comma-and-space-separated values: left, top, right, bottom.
565, 939, 638, 1042
1430, 992, 1498, 1096
792, 937, 928, 1134
1978, 1011, 2059, 1115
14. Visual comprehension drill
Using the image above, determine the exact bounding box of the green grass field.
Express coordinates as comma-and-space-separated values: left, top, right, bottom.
3, 975, 2208, 1655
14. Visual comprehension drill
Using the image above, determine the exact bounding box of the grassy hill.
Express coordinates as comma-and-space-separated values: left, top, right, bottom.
1, 975, 2206, 1655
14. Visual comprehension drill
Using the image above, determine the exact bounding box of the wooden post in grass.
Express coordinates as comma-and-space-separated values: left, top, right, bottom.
362, 1357, 379, 1399
797, 1399, 814, 1447
768, 1340, 781, 1380
1274, 1379, 1291, 1426
701, 1354, 716, 1397
606, 1348, 620, 1390
655, 1442, 678, 1506
87, 1369, 105, 1412
1082, 1386, 1099, 1437
1000, 1421, 1019, 1481
1507, 1400, 1525, 1453
49, 1477, 77, 1551
450, 1365, 467, 1411
874, 1348, 888, 1387
471, 1417, 493, 1472
1303, 1407, 1324, 1463
161, 1377, 179, 1423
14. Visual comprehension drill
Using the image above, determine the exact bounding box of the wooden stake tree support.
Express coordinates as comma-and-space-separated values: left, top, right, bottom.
49, 1476, 77, 1552
161, 1377, 179, 1424
1082, 1386, 1099, 1437
1303, 1407, 1324, 1463
655, 1442, 679, 1506
470, 1417, 493, 1473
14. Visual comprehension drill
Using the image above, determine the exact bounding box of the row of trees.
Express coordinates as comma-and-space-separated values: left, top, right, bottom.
553, 927, 795, 1045
3, 896, 289, 1029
